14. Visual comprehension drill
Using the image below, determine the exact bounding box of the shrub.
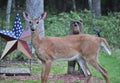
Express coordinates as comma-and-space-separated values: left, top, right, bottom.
45, 10, 120, 48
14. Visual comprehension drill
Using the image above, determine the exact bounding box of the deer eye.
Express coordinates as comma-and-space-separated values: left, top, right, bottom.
29, 21, 32, 24
36, 21, 39, 24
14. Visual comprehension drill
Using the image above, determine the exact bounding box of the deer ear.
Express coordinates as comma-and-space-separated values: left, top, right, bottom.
40, 12, 47, 20
23, 11, 31, 21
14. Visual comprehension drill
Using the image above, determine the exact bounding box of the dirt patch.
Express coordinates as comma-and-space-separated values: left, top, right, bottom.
0, 74, 105, 83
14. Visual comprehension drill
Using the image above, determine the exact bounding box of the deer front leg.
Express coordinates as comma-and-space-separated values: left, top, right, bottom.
41, 61, 52, 83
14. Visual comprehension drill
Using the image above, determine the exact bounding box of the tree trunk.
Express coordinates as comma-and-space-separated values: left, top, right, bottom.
12, 0, 15, 11
72, 0, 76, 11
26, 0, 44, 36
89, 0, 101, 18
6, 0, 12, 28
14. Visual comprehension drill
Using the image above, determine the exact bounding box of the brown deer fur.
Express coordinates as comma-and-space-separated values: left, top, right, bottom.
23, 12, 111, 83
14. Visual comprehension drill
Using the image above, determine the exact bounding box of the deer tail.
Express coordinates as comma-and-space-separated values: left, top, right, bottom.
100, 38, 111, 55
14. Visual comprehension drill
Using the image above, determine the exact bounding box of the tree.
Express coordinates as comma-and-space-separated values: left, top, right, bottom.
89, 0, 101, 17
55, 0, 77, 12
72, 0, 76, 11
6, 0, 12, 28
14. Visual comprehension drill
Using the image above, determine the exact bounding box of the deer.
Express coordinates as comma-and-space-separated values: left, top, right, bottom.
23, 11, 111, 83
68, 20, 86, 75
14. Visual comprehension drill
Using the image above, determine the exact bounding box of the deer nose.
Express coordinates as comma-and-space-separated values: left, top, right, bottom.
31, 28, 35, 31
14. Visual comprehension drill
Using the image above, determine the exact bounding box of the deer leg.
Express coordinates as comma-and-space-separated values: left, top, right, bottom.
89, 60, 110, 83
77, 57, 92, 83
77, 61, 84, 75
77, 57, 91, 77
41, 61, 52, 83
79, 60, 92, 83
68, 60, 76, 74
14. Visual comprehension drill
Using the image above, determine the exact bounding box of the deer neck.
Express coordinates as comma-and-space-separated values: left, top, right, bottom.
31, 29, 42, 48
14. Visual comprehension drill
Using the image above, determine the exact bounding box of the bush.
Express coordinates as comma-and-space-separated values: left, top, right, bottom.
45, 10, 120, 48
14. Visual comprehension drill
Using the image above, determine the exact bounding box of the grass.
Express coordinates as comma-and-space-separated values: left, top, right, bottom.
89, 50, 120, 83
0, 50, 120, 83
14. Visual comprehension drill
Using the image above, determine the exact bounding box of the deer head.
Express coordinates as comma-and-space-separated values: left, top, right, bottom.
23, 12, 46, 31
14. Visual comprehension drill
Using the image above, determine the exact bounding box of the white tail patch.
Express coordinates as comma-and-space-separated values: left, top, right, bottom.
101, 42, 111, 55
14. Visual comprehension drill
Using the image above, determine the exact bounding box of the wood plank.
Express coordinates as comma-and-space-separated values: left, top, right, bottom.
0, 67, 31, 76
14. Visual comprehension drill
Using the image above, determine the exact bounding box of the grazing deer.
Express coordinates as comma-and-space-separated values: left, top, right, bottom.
23, 12, 111, 83
68, 20, 85, 75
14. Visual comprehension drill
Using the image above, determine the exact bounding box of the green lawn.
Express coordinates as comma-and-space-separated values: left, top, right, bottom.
91, 49, 120, 83
0, 50, 120, 83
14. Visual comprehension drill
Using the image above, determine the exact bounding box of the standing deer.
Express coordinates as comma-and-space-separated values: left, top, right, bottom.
23, 12, 111, 83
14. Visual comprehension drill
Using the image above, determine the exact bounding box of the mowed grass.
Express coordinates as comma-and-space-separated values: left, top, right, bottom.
0, 50, 120, 83
89, 50, 120, 83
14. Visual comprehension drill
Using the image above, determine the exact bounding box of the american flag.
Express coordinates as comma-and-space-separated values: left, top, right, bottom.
0, 13, 24, 39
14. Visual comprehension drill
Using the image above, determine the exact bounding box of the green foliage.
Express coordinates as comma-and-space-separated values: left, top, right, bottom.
90, 12, 120, 48
45, 10, 120, 48
45, 11, 84, 36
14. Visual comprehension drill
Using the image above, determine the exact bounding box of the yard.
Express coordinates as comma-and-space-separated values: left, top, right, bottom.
0, 50, 120, 83
0, 6, 120, 83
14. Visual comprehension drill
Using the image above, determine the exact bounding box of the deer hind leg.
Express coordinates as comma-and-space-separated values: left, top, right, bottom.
89, 59, 110, 83
77, 57, 91, 77
41, 61, 52, 83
